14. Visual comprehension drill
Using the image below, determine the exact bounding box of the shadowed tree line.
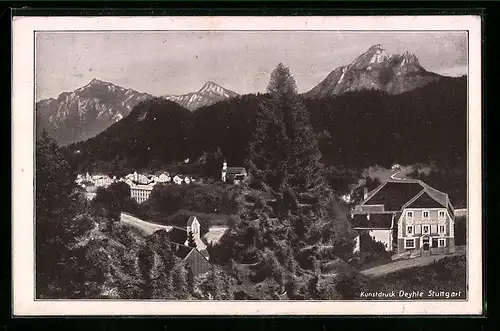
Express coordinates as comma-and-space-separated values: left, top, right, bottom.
64, 76, 466, 198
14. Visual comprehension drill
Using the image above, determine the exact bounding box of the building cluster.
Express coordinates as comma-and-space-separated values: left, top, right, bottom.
76, 171, 199, 203
120, 212, 214, 276
350, 179, 456, 259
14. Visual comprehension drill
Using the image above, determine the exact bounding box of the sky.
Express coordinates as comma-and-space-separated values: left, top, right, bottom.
35, 31, 468, 101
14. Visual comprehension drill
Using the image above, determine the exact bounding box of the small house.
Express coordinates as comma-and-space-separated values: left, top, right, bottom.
221, 160, 248, 184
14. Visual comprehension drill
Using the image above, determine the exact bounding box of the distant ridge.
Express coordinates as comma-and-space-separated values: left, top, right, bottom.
163, 81, 239, 111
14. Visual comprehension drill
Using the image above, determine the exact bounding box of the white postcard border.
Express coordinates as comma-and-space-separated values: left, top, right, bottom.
12, 15, 483, 316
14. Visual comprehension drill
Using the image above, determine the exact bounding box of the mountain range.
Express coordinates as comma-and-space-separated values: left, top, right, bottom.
38, 44, 460, 146
37, 80, 238, 146
68, 75, 467, 182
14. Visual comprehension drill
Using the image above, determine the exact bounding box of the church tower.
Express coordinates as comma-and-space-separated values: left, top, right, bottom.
221, 159, 227, 182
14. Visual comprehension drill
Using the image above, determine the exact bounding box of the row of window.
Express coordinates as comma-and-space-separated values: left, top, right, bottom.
131, 190, 152, 203
406, 224, 446, 235
404, 238, 447, 249
406, 210, 446, 219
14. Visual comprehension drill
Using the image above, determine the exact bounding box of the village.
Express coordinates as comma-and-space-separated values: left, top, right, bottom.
74, 159, 465, 280
76, 160, 248, 203
74, 160, 252, 277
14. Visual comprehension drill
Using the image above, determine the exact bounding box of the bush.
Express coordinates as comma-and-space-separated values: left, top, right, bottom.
148, 182, 243, 217
357, 231, 392, 264
297, 246, 319, 270
316, 276, 339, 300
319, 258, 354, 275
249, 249, 285, 285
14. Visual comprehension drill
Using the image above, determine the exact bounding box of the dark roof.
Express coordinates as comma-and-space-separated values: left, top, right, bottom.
225, 167, 247, 174
171, 243, 194, 260
361, 179, 451, 212
419, 182, 448, 207
350, 213, 394, 229
405, 191, 444, 209
168, 227, 188, 244
362, 180, 424, 211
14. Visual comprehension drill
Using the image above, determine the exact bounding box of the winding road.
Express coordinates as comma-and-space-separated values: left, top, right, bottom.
360, 249, 466, 278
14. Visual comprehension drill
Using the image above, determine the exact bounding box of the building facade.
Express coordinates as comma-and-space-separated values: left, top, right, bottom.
130, 183, 154, 203
350, 179, 455, 256
397, 201, 455, 254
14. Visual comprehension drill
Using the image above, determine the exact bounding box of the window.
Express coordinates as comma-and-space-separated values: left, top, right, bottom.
423, 225, 430, 234
405, 239, 415, 249
406, 211, 413, 219
422, 210, 429, 219
439, 225, 445, 234
438, 239, 446, 247
439, 210, 446, 219
406, 225, 413, 235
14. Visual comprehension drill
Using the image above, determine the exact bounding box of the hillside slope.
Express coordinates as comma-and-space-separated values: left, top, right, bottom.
36, 79, 153, 146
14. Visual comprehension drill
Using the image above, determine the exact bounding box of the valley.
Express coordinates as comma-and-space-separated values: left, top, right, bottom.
35, 43, 468, 301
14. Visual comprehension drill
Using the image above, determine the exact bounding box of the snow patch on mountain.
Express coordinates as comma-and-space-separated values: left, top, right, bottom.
305, 44, 441, 98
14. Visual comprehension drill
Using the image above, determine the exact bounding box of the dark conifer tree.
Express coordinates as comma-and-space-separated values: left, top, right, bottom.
36, 131, 80, 298
246, 63, 326, 196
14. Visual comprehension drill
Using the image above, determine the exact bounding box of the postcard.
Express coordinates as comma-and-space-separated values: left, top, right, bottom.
12, 15, 482, 316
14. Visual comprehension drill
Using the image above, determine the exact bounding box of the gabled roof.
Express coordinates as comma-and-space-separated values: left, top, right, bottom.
170, 242, 210, 262
350, 213, 394, 230
170, 242, 194, 260
404, 191, 445, 209
187, 216, 198, 227
360, 179, 452, 212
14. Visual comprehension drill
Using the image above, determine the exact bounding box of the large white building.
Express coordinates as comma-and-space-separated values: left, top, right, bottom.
130, 183, 155, 203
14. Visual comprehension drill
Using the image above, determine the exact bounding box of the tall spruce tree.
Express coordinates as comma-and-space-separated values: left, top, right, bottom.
247, 63, 325, 195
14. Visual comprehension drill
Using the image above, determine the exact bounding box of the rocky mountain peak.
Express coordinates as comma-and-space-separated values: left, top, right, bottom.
163, 81, 238, 111
36, 80, 153, 146
350, 44, 393, 70
304, 44, 440, 98
198, 81, 227, 94
399, 51, 420, 65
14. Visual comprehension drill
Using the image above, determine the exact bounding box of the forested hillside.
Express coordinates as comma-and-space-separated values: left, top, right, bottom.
68, 77, 466, 173
38, 64, 468, 300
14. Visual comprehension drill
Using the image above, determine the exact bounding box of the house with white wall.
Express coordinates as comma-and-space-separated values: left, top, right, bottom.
350, 179, 455, 257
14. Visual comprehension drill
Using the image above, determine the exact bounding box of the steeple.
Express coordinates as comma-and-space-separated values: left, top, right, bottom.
221, 159, 227, 182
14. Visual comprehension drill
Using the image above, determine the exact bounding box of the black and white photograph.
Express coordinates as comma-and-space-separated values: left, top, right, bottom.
12, 15, 482, 315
